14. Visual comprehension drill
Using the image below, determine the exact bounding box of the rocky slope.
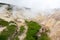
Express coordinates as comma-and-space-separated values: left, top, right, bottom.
0, 3, 60, 40
0, 3, 50, 40
35, 9, 60, 40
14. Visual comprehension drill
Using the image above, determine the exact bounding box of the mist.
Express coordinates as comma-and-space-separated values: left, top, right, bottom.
0, 0, 60, 18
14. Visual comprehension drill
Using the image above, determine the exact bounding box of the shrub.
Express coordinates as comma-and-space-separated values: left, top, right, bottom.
0, 25, 16, 40
25, 21, 41, 40
0, 19, 9, 26
19, 26, 25, 35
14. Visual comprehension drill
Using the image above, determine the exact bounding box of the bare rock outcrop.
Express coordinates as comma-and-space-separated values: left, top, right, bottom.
40, 10, 60, 40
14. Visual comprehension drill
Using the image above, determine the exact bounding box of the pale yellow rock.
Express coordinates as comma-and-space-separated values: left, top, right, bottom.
16, 19, 25, 26
45, 18, 56, 28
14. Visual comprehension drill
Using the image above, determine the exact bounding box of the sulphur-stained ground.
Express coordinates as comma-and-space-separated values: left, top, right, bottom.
34, 10, 60, 40
0, 3, 60, 40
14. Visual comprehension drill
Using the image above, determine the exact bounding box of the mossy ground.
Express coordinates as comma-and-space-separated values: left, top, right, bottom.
0, 19, 50, 40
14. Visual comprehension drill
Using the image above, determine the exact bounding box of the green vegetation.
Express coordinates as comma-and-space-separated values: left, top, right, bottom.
19, 26, 25, 35
38, 28, 50, 40
25, 21, 41, 40
0, 18, 50, 40
14, 35, 19, 40
25, 21, 50, 40
0, 19, 17, 40
38, 32, 50, 40
7, 25, 16, 35
0, 19, 9, 26
0, 25, 16, 40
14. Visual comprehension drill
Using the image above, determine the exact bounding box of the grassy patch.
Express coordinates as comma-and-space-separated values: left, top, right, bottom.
0, 25, 16, 40
25, 21, 50, 40
38, 32, 50, 40
25, 21, 41, 40
0, 19, 9, 27
19, 26, 25, 35
0, 19, 50, 40
14, 35, 19, 40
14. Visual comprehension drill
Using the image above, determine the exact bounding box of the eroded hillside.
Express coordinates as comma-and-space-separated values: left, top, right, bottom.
0, 3, 60, 40
0, 3, 50, 40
